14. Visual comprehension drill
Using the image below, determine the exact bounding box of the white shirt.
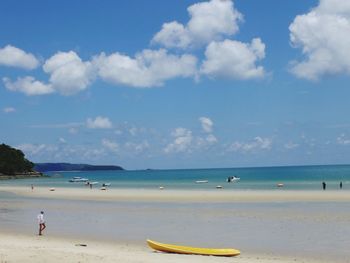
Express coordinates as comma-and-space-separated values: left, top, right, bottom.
37, 214, 45, 224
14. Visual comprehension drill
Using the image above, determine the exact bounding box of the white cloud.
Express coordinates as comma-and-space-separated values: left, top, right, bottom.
197, 134, 218, 147
284, 142, 299, 150
289, 0, 350, 80
125, 141, 150, 154
228, 137, 272, 153
205, 134, 218, 144
0, 45, 39, 69
152, 0, 243, 49
337, 134, 350, 145
3, 107, 15, 113
16, 143, 48, 155
86, 116, 112, 129
102, 139, 119, 152
199, 117, 214, 133
164, 128, 193, 153
43, 51, 94, 95
58, 137, 66, 144
94, 49, 197, 88
201, 38, 265, 79
3, 76, 54, 95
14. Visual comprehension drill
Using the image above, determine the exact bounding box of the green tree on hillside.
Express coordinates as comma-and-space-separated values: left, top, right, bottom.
0, 144, 34, 175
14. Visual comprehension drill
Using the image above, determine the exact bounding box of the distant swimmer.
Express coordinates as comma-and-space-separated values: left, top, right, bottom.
322, 181, 326, 190
37, 211, 46, 236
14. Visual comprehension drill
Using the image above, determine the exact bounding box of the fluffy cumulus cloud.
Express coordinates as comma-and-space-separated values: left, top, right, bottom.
289, 0, 350, 80
228, 136, 272, 153
152, 0, 242, 49
86, 116, 112, 129
93, 49, 197, 88
43, 51, 95, 95
201, 38, 265, 79
199, 117, 214, 133
3, 76, 54, 95
164, 117, 219, 154
3, 0, 267, 96
0, 45, 39, 70
164, 127, 193, 153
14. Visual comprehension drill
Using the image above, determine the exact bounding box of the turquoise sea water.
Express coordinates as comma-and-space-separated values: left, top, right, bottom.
1, 165, 350, 190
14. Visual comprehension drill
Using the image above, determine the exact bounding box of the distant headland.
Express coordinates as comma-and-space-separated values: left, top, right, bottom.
0, 143, 123, 180
34, 163, 124, 172
0, 143, 42, 179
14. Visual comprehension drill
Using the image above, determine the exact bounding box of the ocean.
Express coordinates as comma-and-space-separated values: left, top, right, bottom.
1, 164, 349, 190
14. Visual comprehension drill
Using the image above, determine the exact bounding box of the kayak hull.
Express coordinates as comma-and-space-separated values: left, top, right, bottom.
147, 239, 240, 257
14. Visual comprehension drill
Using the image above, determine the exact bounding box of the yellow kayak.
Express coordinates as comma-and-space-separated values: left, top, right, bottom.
146, 239, 240, 257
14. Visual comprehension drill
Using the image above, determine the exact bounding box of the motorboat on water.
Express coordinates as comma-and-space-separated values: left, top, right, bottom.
195, 180, 208, 183
102, 183, 111, 187
227, 176, 240, 183
69, 176, 89, 182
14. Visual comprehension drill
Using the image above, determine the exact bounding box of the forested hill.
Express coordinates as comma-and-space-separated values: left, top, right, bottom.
0, 144, 35, 175
34, 163, 124, 172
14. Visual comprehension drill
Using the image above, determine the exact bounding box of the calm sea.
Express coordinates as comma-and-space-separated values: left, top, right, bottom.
1, 165, 350, 190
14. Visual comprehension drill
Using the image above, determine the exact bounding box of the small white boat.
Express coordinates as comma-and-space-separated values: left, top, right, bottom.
227, 176, 240, 183
195, 180, 208, 183
100, 187, 107, 191
277, 183, 284, 187
159, 186, 164, 190
102, 183, 111, 187
216, 185, 223, 189
69, 177, 89, 182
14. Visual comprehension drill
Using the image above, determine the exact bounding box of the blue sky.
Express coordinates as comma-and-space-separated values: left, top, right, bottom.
1, 0, 350, 169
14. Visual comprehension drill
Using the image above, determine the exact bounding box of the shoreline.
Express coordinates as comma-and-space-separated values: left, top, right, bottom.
1, 185, 350, 203
0, 172, 45, 180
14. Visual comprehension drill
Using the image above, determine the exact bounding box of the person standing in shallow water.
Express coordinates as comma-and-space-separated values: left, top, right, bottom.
322, 181, 326, 190
37, 211, 46, 235
340, 181, 343, 189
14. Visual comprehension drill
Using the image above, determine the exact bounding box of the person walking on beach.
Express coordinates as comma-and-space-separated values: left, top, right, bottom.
37, 211, 46, 235
31, 184, 34, 191
322, 181, 326, 190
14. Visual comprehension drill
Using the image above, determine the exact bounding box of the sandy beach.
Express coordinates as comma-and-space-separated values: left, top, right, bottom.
0, 232, 325, 263
1, 186, 349, 262
1, 185, 350, 203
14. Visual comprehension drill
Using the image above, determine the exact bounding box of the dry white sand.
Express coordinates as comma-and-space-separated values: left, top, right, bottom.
1, 185, 350, 203
0, 232, 321, 263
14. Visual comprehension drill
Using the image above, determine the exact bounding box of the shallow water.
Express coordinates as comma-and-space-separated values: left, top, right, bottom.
1, 165, 350, 190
